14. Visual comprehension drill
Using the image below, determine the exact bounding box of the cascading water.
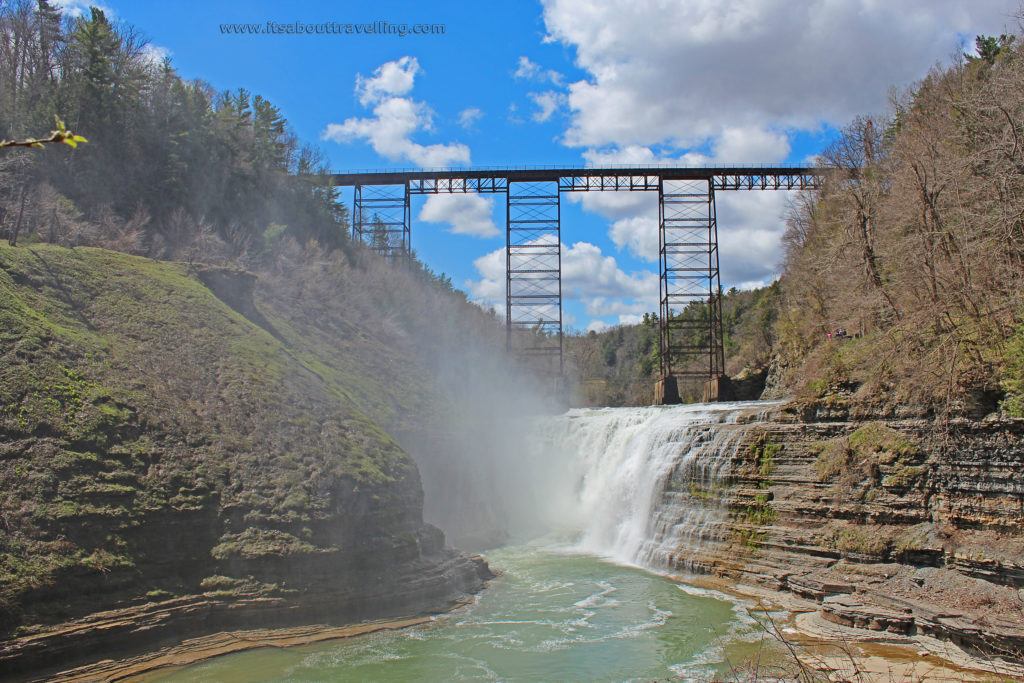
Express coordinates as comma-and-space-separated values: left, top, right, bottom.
159, 402, 784, 682
519, 402, 777, 573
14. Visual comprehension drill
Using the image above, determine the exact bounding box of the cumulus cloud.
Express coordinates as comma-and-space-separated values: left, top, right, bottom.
467, 248, 507, 303
141, 44, 172, 67
467, 240, 658, 311
562, 241, 658, 301
322, 56, 470, 168
568, 146, 703, 234
715, 191, 794, 286
583, 297, 652, 318
543, 0, 1016, 149
54, 0, 114, 17
528, 91, 567, 122
583, 310, 646, 333
573, 140, 794, 267
356, 56, 419, 106
582, 145, 710, 167
418, 193, 499, 238
579, 189, 795, 286
543, 2, 1015, 289
514, 55, 565, 84
608, 215, 659, 261
713, 126, 790, 163
619, 313, 644, 325
458, 106, 483, 129
514, 56, 542, 79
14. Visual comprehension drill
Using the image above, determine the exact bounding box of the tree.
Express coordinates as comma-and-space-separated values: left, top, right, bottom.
968, 34, 1014, 64
370, 214, 389, 253
0, 1, 350, 262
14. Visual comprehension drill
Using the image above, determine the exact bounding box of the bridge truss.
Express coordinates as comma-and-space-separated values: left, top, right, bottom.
332, 167, 822, 401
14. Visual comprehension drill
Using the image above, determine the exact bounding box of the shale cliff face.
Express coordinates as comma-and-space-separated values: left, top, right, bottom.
658, 406, 1024, 657
0, 246, 490, 678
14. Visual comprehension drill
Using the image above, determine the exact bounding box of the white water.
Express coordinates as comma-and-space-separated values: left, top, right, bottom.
158, 402, 787, 682
514, 402, 778, 572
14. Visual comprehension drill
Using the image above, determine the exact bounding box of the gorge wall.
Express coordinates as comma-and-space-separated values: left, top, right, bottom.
0, 245, 495, 679
654, 405, 1024, 658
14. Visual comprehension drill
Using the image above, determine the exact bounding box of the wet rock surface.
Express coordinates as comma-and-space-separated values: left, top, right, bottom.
0, 552, 491, 682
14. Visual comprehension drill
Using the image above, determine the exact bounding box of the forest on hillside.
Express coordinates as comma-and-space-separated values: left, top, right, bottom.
565, 284, 780, 405
0, 1, 348, 260
0, 1, 489, 347
777, 34, 1024, 418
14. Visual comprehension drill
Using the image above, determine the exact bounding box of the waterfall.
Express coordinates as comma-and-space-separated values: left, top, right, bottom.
521, 402, 775, 573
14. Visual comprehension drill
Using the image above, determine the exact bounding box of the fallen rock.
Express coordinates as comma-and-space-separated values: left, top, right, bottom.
821, 594, 915, 634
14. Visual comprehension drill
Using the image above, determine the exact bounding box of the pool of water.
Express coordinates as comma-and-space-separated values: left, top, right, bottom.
151, 541, 780, 682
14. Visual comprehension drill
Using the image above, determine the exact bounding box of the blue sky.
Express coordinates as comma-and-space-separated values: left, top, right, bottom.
62, 0, 1020, 332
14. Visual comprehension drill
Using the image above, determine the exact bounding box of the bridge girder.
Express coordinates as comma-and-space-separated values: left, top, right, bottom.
335, 166, 824, 401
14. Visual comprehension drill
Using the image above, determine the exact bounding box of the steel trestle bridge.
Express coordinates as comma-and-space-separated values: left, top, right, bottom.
331, 166, 823, 403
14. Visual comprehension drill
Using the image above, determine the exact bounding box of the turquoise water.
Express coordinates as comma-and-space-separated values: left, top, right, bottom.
153, 406, 783, 682
152, 542, 775, 682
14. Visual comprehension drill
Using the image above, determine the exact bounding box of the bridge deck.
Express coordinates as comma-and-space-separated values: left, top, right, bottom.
331, 165, 823, 190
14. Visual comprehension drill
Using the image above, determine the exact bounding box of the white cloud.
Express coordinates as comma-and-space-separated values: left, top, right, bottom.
467, 248, 506, 302
54, 0, 114, 17
618, 313, 644, 325
562, 241, 658, 301
543, 0, 1017, 149
568, 146, 701, 239
715, 191, 793, 287
608, 215, 658, 262
713, 126, 790, 163
467, 240, 658, 311
583, 297, 652, 318
418, 194, 499, 238
514, 56, 542, 80
583, 311, 645, 333
141, 44, 171, 67
567, 142, 798, 283
458, 107, 483, 129
582, 145, 710, 167
734, 279, 771, 291
322, 57, 470, 168
528, 91, 567, 122
514, 56, 565, 84
546, 3, 1014, 288
356, 56, 420, 106
571, 190, 652, 221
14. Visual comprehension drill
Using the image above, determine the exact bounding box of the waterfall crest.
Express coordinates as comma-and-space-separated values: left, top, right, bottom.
522, 402, 776, 572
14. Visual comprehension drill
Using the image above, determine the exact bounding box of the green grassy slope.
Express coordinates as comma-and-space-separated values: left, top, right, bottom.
0, 245, 431, 635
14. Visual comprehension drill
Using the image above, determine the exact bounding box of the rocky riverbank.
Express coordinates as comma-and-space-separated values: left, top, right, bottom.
658, 404, 1024, 666
1, 550, 489, 682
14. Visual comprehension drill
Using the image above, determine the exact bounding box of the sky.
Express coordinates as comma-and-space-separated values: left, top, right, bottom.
61, 0, 1020, 333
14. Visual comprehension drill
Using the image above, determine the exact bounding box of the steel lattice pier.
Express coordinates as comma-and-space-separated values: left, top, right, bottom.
506, 181, 562, 370
659, 179, 724, 381
333, 166, 824, 402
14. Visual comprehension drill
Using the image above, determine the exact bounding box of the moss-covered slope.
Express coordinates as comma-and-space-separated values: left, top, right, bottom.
0, 244, 486, 648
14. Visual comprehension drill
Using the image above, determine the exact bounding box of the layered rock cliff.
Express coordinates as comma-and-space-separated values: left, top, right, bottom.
0, 245, 491, 678
657, 404, 1024, 659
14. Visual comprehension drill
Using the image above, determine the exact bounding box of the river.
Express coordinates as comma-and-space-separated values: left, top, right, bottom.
153, 404, 786, 681
153, 542, 781, 682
